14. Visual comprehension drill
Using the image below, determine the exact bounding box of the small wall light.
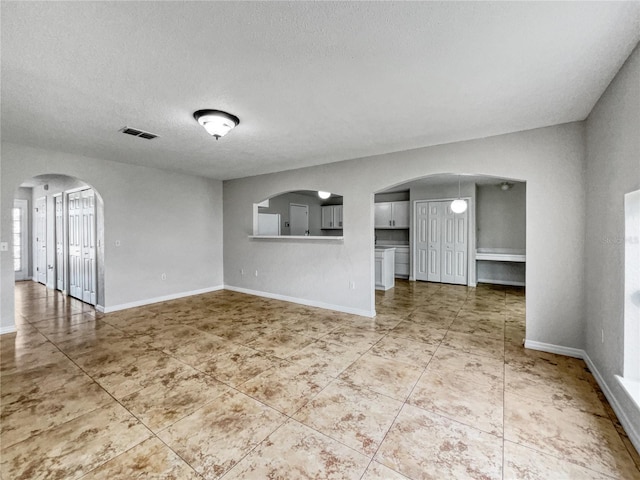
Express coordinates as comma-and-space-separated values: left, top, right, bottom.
318, 191, 331, 199
194, 109, 240, 140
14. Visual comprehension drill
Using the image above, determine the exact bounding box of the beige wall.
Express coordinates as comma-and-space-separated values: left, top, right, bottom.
585, 43, 640, 447
223, 122, 586, 349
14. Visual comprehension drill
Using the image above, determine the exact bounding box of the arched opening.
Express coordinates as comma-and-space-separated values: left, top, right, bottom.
252, 190, 343, 237
12, 174, 105, 312
373, 172, 526, 343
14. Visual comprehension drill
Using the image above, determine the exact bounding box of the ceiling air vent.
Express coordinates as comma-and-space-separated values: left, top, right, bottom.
120, 126, 158, 140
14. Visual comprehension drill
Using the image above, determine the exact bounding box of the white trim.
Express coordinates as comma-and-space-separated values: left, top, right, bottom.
523, 340, 640, 453
249, 235, 343, 241
0, 325, 17, 335
477, 278, 526, 287
102, 285, 224, 313
95, 304, 105, 313
524, 340, 583, 358
587, 363, 640, 455
224, 285, 375, 318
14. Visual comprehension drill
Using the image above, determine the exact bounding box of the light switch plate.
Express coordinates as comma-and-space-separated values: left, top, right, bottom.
0, 242, 8, 252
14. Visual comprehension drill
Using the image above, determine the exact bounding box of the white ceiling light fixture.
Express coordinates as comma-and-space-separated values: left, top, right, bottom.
500, 182, 514, 191
193, 109, 240, 140
450, 176, 468, 214
318, 191, 331, 199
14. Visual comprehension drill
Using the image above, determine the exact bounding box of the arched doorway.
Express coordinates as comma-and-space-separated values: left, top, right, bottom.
13, 174, 105, 309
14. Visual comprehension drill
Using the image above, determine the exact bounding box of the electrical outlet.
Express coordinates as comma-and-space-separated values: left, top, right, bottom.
241, 268, 245, 276
349, 280, 356, 289
115, 240, 121, 247
601, 328, 604, 344
254, 270, 258, 277
161, 273, 167, 280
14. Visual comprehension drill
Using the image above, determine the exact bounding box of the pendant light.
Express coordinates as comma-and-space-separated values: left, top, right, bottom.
450, 176, 468, 214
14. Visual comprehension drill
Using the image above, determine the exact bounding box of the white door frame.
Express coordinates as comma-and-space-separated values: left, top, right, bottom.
13, 199, 29, 281
412, 197, 476, 286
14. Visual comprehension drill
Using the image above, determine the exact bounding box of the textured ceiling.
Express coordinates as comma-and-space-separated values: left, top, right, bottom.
2, 1, 639, 180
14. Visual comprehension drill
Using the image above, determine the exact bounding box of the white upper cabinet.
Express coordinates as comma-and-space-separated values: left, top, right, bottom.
321, 205, 343, 229
375, 201, 409, 228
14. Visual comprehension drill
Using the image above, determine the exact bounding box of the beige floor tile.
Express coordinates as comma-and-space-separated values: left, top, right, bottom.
1, 378, 112, 447
246, 328, 316, 358
370, 333, 437, 367
223, 420, 370, 479
196, 344, 285, 387
389, 320, 447, 345
81, 437, 201, 479
448, 315, 505, 340
441, 329, 505, 359
322, 326, 386, 353
0, 402, 151, 480
157, 390, 287, 479
504, 391, 639, 478
238, 360, 333, 414
287, 339, 363, 377
375, 404, 503, 480
339, 352, 424, 401
120, 367, 229, 431
503, 440, 616, 480
294, 379, 403, 455
361, 462, 410, 479
409, 347, 504, 436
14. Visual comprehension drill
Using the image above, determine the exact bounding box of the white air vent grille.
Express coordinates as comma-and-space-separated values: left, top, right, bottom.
120, 127, 158, 140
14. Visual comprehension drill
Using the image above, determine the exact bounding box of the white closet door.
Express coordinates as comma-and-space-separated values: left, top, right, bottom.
68, 192, 82, 299
427, 202, 442, 282
81, 189, 96, 305
441, 203, 457, 284
453, 210, 468, 284
415, 201, 430, 281
35, 197, 47, 284
55, 195, 64, 291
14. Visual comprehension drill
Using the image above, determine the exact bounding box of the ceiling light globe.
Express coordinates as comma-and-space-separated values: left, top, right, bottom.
318, 191, 331, 199
450, 199, 468, 214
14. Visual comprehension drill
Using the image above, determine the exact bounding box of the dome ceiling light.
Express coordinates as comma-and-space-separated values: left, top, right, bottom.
318, 191, 331, 199
193, 109, 240, 140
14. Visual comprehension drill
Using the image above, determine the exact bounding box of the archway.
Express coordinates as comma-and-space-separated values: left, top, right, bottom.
12, 174, 105, 311
373, 172, 527, 338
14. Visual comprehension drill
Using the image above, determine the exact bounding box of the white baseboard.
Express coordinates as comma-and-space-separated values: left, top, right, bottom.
524, 340, 584, 358
477, 278, 525, 286
224, 285, 375, 318
0, 325, 17, 335
102, 285, 225, 313
95, 305, 105, 313
524, 340, 640, 454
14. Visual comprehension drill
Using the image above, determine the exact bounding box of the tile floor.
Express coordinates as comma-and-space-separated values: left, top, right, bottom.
1, 280, 639, 479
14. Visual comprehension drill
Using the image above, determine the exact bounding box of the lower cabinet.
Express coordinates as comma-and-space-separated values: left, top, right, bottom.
375, 248, 395, 290
394, 246, 410, 278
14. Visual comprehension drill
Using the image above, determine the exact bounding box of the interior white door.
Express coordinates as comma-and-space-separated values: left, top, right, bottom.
68, 189, 97, 304
289, 203, 309, 235
427, 202, 442, 282
68, 191, 82, 299
81, 189, 96, 304
441, 203, 457, 284
453, 208, 468, 284
55, 194, 64, 291
415, 201, 429, 281
35, 197, 47, 284
13, 199, 29, 281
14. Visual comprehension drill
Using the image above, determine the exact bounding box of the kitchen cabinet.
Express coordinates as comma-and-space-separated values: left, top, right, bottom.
394, 246, 410, 278
321, 205, 343, 229
375, 247, 395, 290
374, 201, 409, 228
